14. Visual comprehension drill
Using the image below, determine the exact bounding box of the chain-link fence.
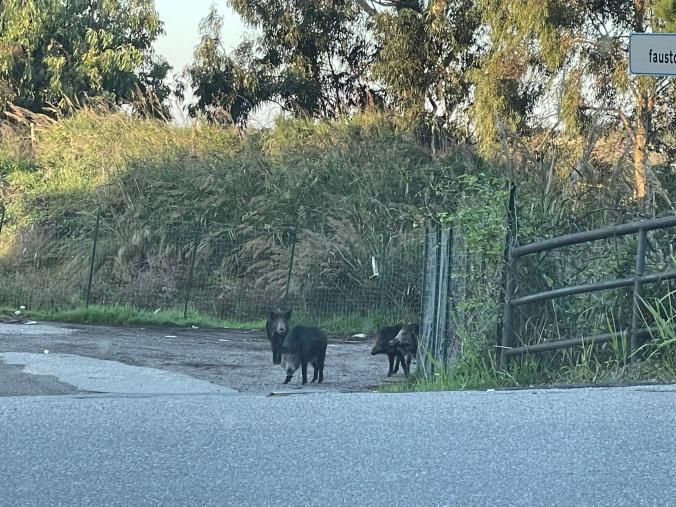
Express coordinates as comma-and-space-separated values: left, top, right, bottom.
417, 220, 507, 376
0, 212, 425, 332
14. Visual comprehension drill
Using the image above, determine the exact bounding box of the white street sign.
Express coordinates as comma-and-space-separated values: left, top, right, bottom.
629, 33, 676, 76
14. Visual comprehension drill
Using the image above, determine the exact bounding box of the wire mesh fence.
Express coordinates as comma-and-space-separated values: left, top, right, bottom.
3, 204, 670, 372
0, 213, 425, 332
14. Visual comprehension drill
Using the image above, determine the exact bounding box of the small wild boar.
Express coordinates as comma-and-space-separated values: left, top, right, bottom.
265, 309, 291, 365
280, 325, 328, 385
370, 324, 403, 376
389, 323, 419, 378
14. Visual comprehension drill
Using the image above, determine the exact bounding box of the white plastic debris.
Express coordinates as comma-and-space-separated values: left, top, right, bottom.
371, 255, 379, 277
43, 349, 49, 354
25, 321, 37, 325
164, 335, 177, 338
14, 310, 21, 315
19, 305, 26, 310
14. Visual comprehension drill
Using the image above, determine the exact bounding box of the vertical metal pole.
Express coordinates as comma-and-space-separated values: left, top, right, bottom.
442, 225, 454, 364
630, 228, 648, 363
499, 183, 517, 370
183, 227, 200, 319
85, 210, 101, 308
378, 233, 386, 316
500, 245, 517, 370
418, 220, 430, 370
0, 205, 5, 238
284, 224, 297, 300
427, 224, 443, 378
498, 183, 517, 345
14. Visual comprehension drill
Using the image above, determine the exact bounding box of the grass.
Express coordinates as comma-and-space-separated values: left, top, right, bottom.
384, 304, 676, 393
638, 289, 676, 358
0, 303, 408, 335
382, 352, 543, 393
1, 305, 265, 330
384, 350, 676, 393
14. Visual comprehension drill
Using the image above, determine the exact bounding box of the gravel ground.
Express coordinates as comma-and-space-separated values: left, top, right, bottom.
0, 321, 403, 395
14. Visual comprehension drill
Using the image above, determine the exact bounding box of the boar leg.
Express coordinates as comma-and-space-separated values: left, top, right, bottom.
311, 360, 319, 383
398, 351, 410, 377
387, 353, 395, 376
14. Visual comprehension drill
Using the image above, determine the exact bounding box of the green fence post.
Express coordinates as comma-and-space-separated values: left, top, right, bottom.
183, 226, 200, 319
629, 227, 648, 363
85, 210, 101, 308
285, 223, 298, 300
498, 182, 517, 366
378, 233, 386, 318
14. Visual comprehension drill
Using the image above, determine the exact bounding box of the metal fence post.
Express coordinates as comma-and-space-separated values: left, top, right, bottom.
630, 227, 648, 363
284, 223, 297, 300
85, 210, 101, 308
183, 226, 201, 319
378, 233, 386, 316
442, 225, 454, 364
499, 243, 517, 370
499, 183, 517, 370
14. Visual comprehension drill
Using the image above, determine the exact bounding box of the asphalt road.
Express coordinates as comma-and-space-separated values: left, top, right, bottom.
2, 385, 676, 506
2, 321, 676, 505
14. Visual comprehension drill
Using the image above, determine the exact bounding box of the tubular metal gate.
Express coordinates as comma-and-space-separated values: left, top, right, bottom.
500, 214, 676, 369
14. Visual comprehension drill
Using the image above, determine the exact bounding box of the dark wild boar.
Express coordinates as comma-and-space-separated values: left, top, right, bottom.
370, 324, 403, 376
266, 309, 291, 365
389, 323, 419, 378
280, 325, 328, 385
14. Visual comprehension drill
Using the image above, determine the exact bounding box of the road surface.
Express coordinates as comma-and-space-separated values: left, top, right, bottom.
2, 321, 676, 506
1, 386, 675, 506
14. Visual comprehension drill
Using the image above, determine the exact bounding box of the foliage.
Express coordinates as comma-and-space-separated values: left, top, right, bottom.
0, 110, 489, 331
0, 0, 170, 115
371, 0, 480, 128
183, 6, 265, 126
472, 0, 676, 202
226, 0, 374, 118
638, 289, 676, 359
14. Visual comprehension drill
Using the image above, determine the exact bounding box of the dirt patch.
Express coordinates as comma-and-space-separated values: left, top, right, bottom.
0, 322, 407, 394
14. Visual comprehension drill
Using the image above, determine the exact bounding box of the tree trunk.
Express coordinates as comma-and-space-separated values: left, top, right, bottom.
633, 92, 647, 202
632, 0, 649, 204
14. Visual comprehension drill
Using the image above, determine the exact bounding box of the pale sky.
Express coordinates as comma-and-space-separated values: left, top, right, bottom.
152, 0, 280, 127
153, 0, 250, 72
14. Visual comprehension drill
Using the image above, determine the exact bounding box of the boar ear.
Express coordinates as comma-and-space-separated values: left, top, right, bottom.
269, 311, 276, 320
286, 309, 292, 319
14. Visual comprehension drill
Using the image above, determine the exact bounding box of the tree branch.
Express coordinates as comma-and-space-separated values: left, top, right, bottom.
354, 0, 377, 16
582, 105, 635, 141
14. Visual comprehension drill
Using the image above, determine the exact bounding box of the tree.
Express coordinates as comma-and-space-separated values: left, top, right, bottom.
184, 6, 267, 126
363, 0, 481, 133
226, 0, 374, 117
0, 0, 170, 115
473, 0, 676, 203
